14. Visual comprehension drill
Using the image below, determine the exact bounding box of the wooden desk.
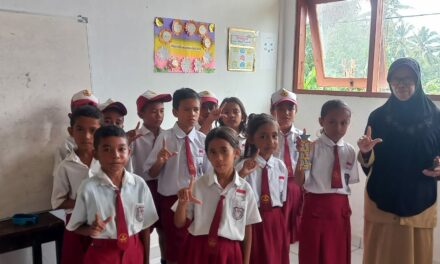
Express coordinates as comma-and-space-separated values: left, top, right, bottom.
0, 212, 64, 264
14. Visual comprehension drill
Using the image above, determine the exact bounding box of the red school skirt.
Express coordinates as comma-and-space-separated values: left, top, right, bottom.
250, 207, 289, 264
282, 177, 303, 244
61, 213, 91, 264
146, 180, 161, 230
179, 234, 242, 264
84, 234, 144, 264
299, 193, 351, 264
158, 194, 189, 262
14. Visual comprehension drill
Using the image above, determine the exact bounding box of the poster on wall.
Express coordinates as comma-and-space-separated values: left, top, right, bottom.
227, 28, 257, 72
154, 17, 215, 73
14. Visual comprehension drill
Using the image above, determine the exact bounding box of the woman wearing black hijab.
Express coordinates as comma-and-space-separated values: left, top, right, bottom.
357, 58, 440, 264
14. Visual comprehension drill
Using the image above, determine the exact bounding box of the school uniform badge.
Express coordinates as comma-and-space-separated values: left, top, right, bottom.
135, 204, 145, 222
232, 206, 244, 220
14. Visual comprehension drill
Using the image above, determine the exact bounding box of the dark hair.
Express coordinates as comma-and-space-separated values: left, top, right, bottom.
217, 97, 248, 134
93, 125, 127, 149
320, 99, 351, 118
70, 105, 102, 127
205, 126, 239, 153
244, 113, 278, 158
172, 88, 200, 109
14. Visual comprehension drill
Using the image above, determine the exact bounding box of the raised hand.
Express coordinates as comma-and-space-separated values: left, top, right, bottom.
208, 105, 226, 121
157, 138, 177, 164
177, 176, 202, 205
239, 149, 260, 177
357, 126, 383, 154
422, 156, 440, 178
89, 213, 112, 237
126, 121, 142, 145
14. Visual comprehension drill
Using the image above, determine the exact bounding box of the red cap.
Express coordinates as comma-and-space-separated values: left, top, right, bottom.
136, 90, 172, 112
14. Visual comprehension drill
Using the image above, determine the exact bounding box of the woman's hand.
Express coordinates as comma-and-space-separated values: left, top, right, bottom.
357, 126, 383, 154
422, 156, 440, 178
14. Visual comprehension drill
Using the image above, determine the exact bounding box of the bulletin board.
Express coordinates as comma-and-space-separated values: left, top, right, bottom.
0, 10, 91, 219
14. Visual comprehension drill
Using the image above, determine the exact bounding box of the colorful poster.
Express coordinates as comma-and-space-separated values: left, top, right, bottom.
154, 17, 215, 73
228, 28, 257, 72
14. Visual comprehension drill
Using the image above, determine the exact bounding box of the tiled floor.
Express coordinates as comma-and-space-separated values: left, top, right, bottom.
287, 242, 363, 264
149, 230, 365, 264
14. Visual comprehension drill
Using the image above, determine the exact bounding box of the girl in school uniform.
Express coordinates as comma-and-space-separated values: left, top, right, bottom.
218, 97, 248, 157
236, 113, 289, 264
173, 126, 261, 264
295, 100, 359, 264
66, 125, 158, 264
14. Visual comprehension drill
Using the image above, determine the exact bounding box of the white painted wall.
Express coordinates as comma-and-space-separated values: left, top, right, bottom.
0, 0, 279, 263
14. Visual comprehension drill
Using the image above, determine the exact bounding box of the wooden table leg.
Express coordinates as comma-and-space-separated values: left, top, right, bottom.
32, 243, 42, 264
55, 236, 62, 264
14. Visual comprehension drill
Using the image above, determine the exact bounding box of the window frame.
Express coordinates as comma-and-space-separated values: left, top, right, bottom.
292, 0, 440, 100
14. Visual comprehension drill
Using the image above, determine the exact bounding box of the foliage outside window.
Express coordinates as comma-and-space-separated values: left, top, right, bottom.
294, 0, 440, 97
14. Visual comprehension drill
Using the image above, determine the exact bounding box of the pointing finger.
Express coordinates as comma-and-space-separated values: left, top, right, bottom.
135, 121, 140, 130
366, 126, 372, 138
188, 175, 195, 190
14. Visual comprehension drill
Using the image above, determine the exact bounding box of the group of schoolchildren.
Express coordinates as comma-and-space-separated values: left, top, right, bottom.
51, 87, 362, 264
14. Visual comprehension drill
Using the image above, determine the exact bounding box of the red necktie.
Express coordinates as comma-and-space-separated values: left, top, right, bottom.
185, 136, 196, 177
260, 165, 272, 211
207, 195, 225, 254
115, 189, 129, 250
284, 134, 294, 178
331, 145, 343, 188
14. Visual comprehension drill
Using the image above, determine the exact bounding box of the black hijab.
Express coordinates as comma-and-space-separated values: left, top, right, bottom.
365, 58, 440, 216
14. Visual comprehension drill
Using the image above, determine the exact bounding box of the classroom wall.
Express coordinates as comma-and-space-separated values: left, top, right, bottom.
280, 0, 440, 262
0, 0, 280, 263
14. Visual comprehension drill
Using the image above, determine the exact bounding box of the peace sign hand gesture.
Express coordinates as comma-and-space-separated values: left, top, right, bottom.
239, 149, 260, 177
177, 176, 202, 206
357, 126, 383, 154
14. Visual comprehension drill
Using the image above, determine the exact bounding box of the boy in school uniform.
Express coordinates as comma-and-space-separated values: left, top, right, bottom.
51, 105, 102, 264
131, 90, 172, 263
270, 88, 303, 244
197, 90, 220, 134
67, 125, 158, 264
98, 98, 128, 128
53, 89, 99, 174
144, 87, 211, 264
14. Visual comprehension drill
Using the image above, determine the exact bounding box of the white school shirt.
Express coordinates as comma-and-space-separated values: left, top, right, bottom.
53, 136, 76, 175
130, 126, 163, 181
51, 151, 100, 213
66, 169, 158, 238
143, 123, 211, 196
238, 133, 247, 157
303, 134, 359, 195
274, 126, 302, 172
236, 155, 288, 207
171, 170, 261, 241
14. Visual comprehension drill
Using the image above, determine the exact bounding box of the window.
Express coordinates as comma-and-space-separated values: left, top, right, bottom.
294, 0, 440, 98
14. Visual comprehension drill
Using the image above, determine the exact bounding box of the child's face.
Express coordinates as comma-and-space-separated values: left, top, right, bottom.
199, 102, 218, 125
207, 138, 240, 177
319, 108, 351, 143
102, 110, 124, 128
221, 102, 243, 132
94, 136, 131, 176
139, 102, 164, 129
173, 98, 200, 132
68, 117, 100, 151
251, 122, 278, 160
273, 101, 296, 132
